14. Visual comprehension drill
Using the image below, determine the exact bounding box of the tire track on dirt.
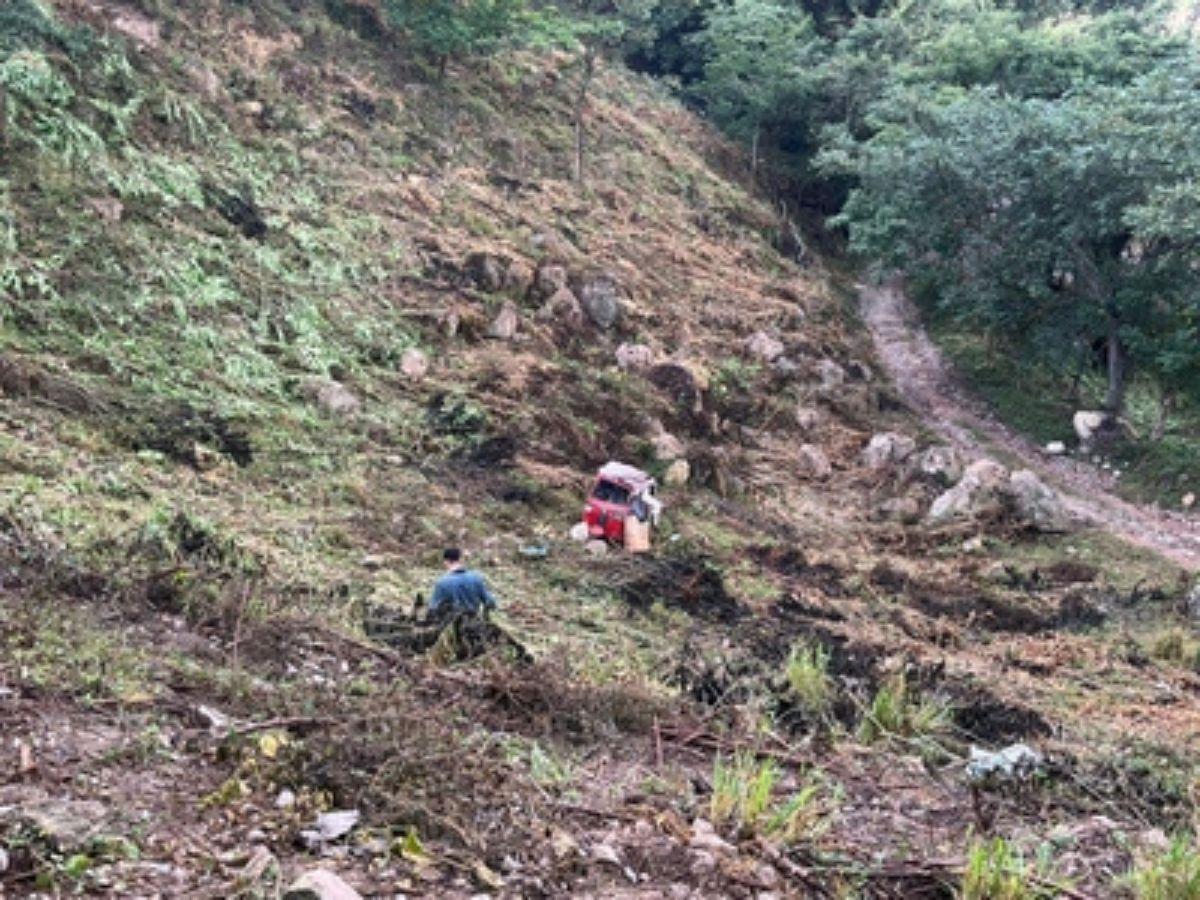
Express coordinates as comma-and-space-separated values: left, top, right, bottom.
860, 280, 1200, 572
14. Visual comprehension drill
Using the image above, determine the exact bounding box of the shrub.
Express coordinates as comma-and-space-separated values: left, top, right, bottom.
784, 640, 832, 714
856, 672, 949, 746
962, 837, 1035, 900
710, 752, 831, 843
1128, 836, 1200, 900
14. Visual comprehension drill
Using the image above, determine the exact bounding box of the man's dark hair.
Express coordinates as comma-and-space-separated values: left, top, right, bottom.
443, 547, 462, 563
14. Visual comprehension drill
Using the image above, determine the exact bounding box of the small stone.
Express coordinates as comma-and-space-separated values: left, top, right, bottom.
688, 849, 716, 875
247, 828, 268, 844
465, 252, 506, 292
543, 287, 583, 326
744, 331, 785, 362
797, 444, 832, 479
591, 843, 622, 867
795, 406, 822, 432
534, 263, 569, 299
276, 789, 297, 809
311, 381, 361, 418
486, 302, 519, 340
816, 359, 846, 390
399, 348, 428, 380
862, 432, 917, 469
284, 869, 363, 900
569, 522, 589, 543
503, 258, 535, 295
18, 799, 107, 852
1183, 492, 1196, 510
1045, 441, 1067, 455
0, 846, 9, 873
616, 343, 654, 372
651, 431, 686, 462
962, 536, 985, 554
663, 459, 690, 487
585, 539, 608, 556
688, 819, 734, 855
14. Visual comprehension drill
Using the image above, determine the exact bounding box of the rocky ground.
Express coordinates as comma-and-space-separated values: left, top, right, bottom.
2, 2, 1199, 898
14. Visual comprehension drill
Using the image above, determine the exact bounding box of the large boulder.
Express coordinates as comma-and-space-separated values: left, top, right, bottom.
816, 359, 846, 391
651, 430, 686, 462
647, 362, 708, 415
542, 287, 583, 327
928, 459, 1009, 524
503, 258, 535, 296
1007, 469, 1071, 532
664, 459, 691, 486
862, 432, 917, 470
795, 406, 823, 433
399, 348, 428, 380
576, 272, 623, 330
305, 380, 361, 418
16, 799, 107, 852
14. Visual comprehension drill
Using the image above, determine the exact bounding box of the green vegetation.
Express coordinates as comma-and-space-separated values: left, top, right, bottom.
961, 837, 1050, 900
856, 673, 949, 746
783, 640, 833, 715
710, 753, 831, 843
1128, 836, 1200, 900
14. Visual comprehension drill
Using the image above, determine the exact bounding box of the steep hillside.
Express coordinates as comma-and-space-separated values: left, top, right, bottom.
2, 3, 1198, 898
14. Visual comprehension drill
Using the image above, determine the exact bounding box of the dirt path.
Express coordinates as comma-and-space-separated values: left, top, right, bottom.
860, 280, 1200, 572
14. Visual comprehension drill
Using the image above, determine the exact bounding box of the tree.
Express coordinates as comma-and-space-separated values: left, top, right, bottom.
382, 0, 525, 76
691, 0, 822, 173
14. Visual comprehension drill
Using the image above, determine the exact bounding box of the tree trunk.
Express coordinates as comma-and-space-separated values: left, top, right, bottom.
572, 51, 596, 184
1152, 390, 1174, 442
751, 125, 760, 175
0, 83, 7, 154
1103, 315, 1127, 414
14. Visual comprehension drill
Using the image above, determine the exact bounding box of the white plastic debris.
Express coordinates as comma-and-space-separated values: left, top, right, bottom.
966, 743, 1044, 783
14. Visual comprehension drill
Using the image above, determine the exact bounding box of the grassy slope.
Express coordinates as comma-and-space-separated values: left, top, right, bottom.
1, 2, 1199, 897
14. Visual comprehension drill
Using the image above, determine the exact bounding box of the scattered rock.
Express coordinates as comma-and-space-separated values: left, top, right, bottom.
576, 272, 623, 329
816, 359, 846, 391
794, 406, 823, 433
928, 459, 1009, 524
1185, 581, 1200, 623
663, 459, 691, 487
688, 849, 716, 875
744, 331, 785, 362
399, 348, 429, 379
284, 869, 362, 900
1183, 492, 1196, 510
585, 539, 608, 556
486, 302, 520, 340
465, 252, 506, 292
503, 258, 535, 296
689, 819, 734, 855
647, 362, 707, 415
111, 8, 161, 47
651, 431, 686, 462
1007, 469, 1072, 532
304, 380, 361, 418
17, 799, 107, 852
534, 263, 569, 299
276, 789, 297, 809
962, 536, 985, 554
616, 343, 655, 372
862, 432, 917, 469
0, 846, 8, 874
88, 197, 124, 224
590, 843, 623, 867
196, 704, 232, 732
797, 444, 832, 479
913, 445, 964, 486
1045, 440, 1067, 456
542, 287, 583, 327
185, 61, 222, 100
874, 496, 922, 524
300, 810, 360, 849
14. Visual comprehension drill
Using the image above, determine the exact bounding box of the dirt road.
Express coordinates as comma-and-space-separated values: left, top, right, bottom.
860, 280, 1200, 572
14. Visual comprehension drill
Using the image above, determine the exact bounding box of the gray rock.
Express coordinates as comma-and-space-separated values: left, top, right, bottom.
651, 431, 686, 462
1045, 440, 1067, 456
875, 496, 922, 524
914, 445, 964, 486
928, 459, 1009, 524
797, 444, 832, 479
284, 869, 363, 900
399, 348, 429, 380
795, 406, 823, 432
465, 252, 506, 292
503, 258, 535, 296
816, 359, 846, 391
744, 331, 785, 362
688, 819, 734, 855
486, 302, 519, 340
312, 381, 357, 422
615, 343, 654, 372
585, 539, 608, 556
1073, 410, 1110, 451
862, 432, 917, 469
966, 743, 1044, 783
576, 273, 622, 329
534, 263, 569, 299
542, 287, 583, 326
1007, 469, 1071, 532
663, 459, 690, 487
300, 810, 360, 849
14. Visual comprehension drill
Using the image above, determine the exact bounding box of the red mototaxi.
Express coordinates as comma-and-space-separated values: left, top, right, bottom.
583, 461, 658, 543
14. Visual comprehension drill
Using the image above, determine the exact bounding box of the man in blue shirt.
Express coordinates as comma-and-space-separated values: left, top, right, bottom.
428, 547, 497, 621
